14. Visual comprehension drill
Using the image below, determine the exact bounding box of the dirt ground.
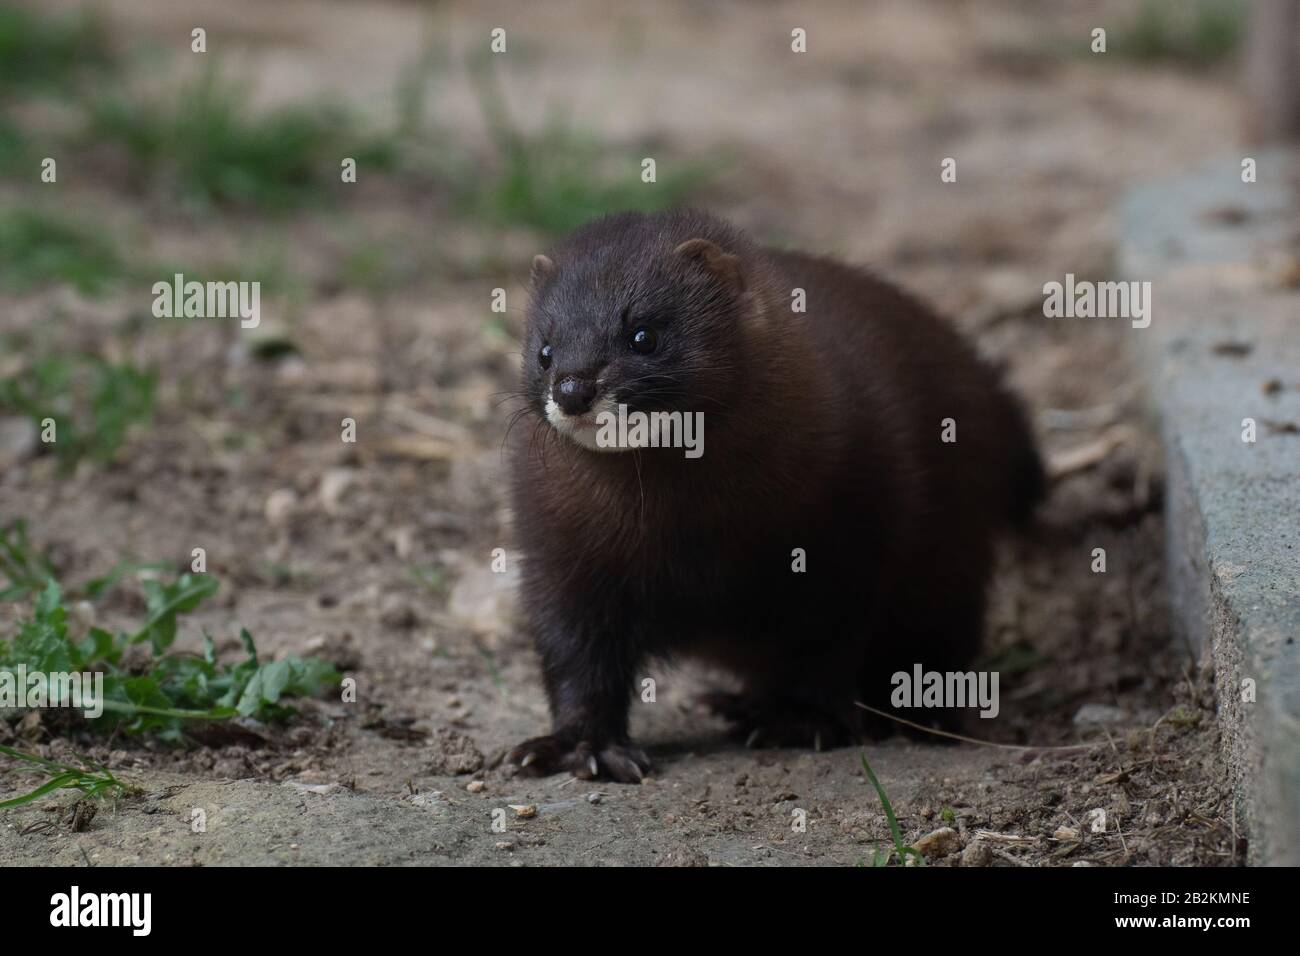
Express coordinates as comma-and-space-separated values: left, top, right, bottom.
1, 0, 1247, 865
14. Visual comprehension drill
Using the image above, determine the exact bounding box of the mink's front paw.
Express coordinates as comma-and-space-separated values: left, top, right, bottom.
507, 734, 651, 783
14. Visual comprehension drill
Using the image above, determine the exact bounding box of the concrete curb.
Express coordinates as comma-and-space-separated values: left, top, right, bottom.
1120, 150, 1300, 866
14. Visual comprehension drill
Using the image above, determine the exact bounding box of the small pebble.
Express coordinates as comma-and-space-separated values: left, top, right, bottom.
914, 826, 961, 859
264, 488, 297, 525
960, 839, 993, 867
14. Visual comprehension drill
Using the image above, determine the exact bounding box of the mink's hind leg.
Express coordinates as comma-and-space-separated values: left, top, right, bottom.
694, 622, 867, 750
702, 688, 863, 750
858, 582, 990, 739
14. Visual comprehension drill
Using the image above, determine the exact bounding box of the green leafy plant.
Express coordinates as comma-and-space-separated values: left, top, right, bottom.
1, 519, 170, 603
0, 550, 341, 743
861, 754, 926, 867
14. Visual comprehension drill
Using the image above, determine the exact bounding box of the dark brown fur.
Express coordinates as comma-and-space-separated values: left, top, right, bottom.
505, 210, 1043, 782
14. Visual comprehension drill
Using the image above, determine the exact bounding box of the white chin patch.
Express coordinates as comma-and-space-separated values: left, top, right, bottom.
544, 392, 628, 453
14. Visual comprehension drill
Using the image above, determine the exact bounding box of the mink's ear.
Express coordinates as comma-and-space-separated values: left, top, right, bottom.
673, 238, 745, 294
531, 254, 556, 288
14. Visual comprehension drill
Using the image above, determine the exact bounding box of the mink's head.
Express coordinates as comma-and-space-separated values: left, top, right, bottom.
522, 210, 758, 452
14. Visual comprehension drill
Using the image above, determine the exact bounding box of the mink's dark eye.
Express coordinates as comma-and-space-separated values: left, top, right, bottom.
629, 327, 658, 355
539, 344, 553, 369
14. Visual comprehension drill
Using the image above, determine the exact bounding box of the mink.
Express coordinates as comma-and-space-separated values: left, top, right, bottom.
504, 209, 1044, 782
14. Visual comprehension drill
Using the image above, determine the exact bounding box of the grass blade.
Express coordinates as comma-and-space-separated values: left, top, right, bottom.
861, 752, 926, 867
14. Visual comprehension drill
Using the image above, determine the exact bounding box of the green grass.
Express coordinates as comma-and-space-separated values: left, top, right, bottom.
860, 754, 926, 867
1109, 0, 1244, 63
392, 39, 445, 142
0, 3, 115, 180
0, 111, 26, 173
4, 3, 715, 256
88, 65, 396, 211
0, 520, 55, 602
0, 2, 113, 95
462, 56, 716, 237
0, 352, 156, 469
0, 208, 127, 294
0, 744, 130, 809
975, 638, 1045, 677
0, 205, 298, 308
338, 237, 430, 296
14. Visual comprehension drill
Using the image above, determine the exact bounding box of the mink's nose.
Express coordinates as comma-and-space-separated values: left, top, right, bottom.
555, 375, 598, 416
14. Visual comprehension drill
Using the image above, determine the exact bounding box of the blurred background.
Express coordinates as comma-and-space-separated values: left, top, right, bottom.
0, 0, 1291, 865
